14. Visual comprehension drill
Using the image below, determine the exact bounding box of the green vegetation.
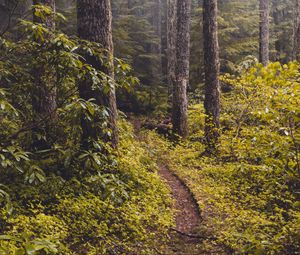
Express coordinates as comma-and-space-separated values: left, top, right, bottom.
0, 1, 299, 255
143, 62, 300, 254
0, 16, 173, 255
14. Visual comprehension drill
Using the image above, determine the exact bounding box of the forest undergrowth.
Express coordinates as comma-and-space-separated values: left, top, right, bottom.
140, 62, 300, 255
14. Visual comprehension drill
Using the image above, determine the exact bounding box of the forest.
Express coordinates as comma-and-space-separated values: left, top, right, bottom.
0, 0, 299, 254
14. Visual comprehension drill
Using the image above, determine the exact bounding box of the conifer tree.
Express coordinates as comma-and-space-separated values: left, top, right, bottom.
167, 0, 177, 98
77, 0, 118, 148
203, 0, 220, 152
172, 0, 191, 138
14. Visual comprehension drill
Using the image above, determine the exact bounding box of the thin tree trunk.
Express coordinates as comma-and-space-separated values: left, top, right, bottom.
203, 0, 220, 152
77, 0, 118, 148
259, 0, 269, 66
293, 0, 300, 61
172, 0, 191, 138
167, 0, 177, 98
32, 0, 57, 150
161, 0, 168, 86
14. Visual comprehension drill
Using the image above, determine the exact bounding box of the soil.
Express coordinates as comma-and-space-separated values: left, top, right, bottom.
158, 165, 205, 255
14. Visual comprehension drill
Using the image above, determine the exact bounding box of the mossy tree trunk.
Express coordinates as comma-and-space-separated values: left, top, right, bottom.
203, 0, 220, 153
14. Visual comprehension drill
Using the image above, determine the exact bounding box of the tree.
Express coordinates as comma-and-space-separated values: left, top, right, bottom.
167, 0, 177, 99
259, 0, 270, 66
294, 0, 300, 60
151, 0, 163, 80
271, 0, 294, 62
112, 0, 165, 113
172, 0, 191, 138
190, 0, 259, 93
77, 0, 118, 148
32, 0, 57, 150
203, 0, 220, 152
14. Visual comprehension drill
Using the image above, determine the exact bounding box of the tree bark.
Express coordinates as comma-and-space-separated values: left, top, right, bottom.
259, 0, 269, 66
77, 0, 118, 148
32, 0, 57, 150
203, 0, 220, 152
293, 0, 300, 61
167, 0, 177, 98
161, 0, 168, 85
172, 0, 191, 138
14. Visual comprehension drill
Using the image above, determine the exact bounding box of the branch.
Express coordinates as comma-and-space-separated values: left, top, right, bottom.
170, 227, 216, 240
0, 0, 20, 37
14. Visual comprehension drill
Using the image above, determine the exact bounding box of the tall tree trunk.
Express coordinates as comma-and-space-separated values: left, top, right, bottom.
161, 0, 168, 86
167, 0, 177, 98
259, 0, 269, 66
172, 0, 191, 138
32, 0, 57, 150
203, 0, 220, 152
293, 0, 300, 61
77, 0, 118, 148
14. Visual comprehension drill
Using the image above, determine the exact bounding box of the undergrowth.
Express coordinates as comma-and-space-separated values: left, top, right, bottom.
0, 121, 174, 255
142, 62, 300, 255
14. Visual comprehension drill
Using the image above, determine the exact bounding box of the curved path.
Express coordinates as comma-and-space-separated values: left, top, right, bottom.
158, 165, 204, 255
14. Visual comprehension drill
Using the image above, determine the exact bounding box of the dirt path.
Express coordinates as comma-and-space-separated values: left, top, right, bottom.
130, 118, 215, 254
158, 165, 205, 255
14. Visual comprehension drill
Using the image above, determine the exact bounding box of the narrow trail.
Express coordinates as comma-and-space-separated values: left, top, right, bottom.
131, 118, 213, 254
158, 165, 201, 234
158, 165, 204, 255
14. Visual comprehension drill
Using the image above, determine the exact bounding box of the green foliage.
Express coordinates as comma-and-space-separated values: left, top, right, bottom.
143, 62, 300, 254
0, 121, 173, 254
0, 10, 172, 255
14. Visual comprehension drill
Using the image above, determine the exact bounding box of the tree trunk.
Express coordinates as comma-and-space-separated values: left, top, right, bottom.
167, 0, 177, 99
203, 0, 220, 152
293, 0, 300, 61
77, 0, 118, 148
161, 0, 168, 86
172, 0, 191, 138
259, 0, 269, 66
32, 0, 57, 151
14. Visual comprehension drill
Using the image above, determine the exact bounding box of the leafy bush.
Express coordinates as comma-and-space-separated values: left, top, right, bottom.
0, 10, 172, 255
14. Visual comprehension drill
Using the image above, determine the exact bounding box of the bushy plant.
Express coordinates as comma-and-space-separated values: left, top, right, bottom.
0, 9, 172, 255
